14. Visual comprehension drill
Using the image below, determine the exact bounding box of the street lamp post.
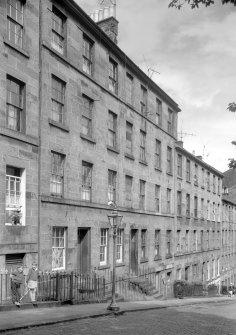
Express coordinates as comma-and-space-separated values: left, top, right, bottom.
107, 205, 123, 312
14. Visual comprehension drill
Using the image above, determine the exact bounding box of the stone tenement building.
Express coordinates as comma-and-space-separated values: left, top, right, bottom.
0, 0, 39, 271
223, 168, 236, 202
221, 196, 236, 287
0, 0, 235, 295
175, 142, 224, 287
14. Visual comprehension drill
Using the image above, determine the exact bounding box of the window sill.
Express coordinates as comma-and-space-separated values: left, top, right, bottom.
140, 258, 149, 263
124, 153, 135, 160
115, 262, 125, 267
154, 255, 162, 261
107, 145, 120, 154
166, 172, 173, 177
177, 176, 183, 180
50, 193, 64, 198
98, 265, 111, 270
165, 254, 172, 259
201, 186, 205, 190
43, 41, 68, 62
5, 223, 25, 227
48, 119, 69, 132
80, 133, 96, 144
4, 38, 30, 58
0, 126, 39, 146
186, 180, 191, 184
139, 160, 148, 166
154, 167, 162, 172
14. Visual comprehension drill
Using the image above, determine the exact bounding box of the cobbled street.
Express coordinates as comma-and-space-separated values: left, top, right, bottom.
3, 300, 236, 335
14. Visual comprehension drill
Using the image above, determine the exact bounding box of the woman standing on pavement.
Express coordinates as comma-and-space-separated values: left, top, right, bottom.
10, 265, 24, 307
26, 261, 38, 305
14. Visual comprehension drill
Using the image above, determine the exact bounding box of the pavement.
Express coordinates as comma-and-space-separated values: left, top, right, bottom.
0, 295, 233, 333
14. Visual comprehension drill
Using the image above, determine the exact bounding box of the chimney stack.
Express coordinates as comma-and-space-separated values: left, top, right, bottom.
90, 4, 118, 44
196, 155, 203, 161
176, 140, 183, 148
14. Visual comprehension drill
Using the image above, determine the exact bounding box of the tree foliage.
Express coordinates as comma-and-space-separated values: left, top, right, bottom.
169, 0, 236, 9
227, 102, 236, 113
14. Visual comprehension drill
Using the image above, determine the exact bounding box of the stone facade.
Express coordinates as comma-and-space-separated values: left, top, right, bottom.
221, 197, 236, 286
175, 143, 224, 286
0, 0, 39, 270
0, 0, 235, 297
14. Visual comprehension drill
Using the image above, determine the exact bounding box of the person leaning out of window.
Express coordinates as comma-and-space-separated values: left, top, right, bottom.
26, 261, 38, 306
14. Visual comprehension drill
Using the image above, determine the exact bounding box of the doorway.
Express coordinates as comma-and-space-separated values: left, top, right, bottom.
78, 228, 90, 274
130, 229, 138, 275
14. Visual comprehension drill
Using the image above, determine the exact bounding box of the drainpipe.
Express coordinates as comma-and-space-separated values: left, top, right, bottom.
37, 0, 43, 269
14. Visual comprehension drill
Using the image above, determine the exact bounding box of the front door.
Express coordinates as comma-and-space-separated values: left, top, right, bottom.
78, 228, 90, 274
130, 229, 138, 275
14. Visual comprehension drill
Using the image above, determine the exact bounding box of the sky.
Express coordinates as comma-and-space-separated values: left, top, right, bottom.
77, 0, 236, 173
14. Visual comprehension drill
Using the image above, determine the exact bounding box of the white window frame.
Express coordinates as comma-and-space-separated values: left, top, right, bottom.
116, 229, 123, 263
52, 227, 66, 271
5, 166, 25, 226
100, 228, 108, 266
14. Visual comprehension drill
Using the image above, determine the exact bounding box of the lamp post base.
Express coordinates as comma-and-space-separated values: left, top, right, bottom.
107, 301, 120, 312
